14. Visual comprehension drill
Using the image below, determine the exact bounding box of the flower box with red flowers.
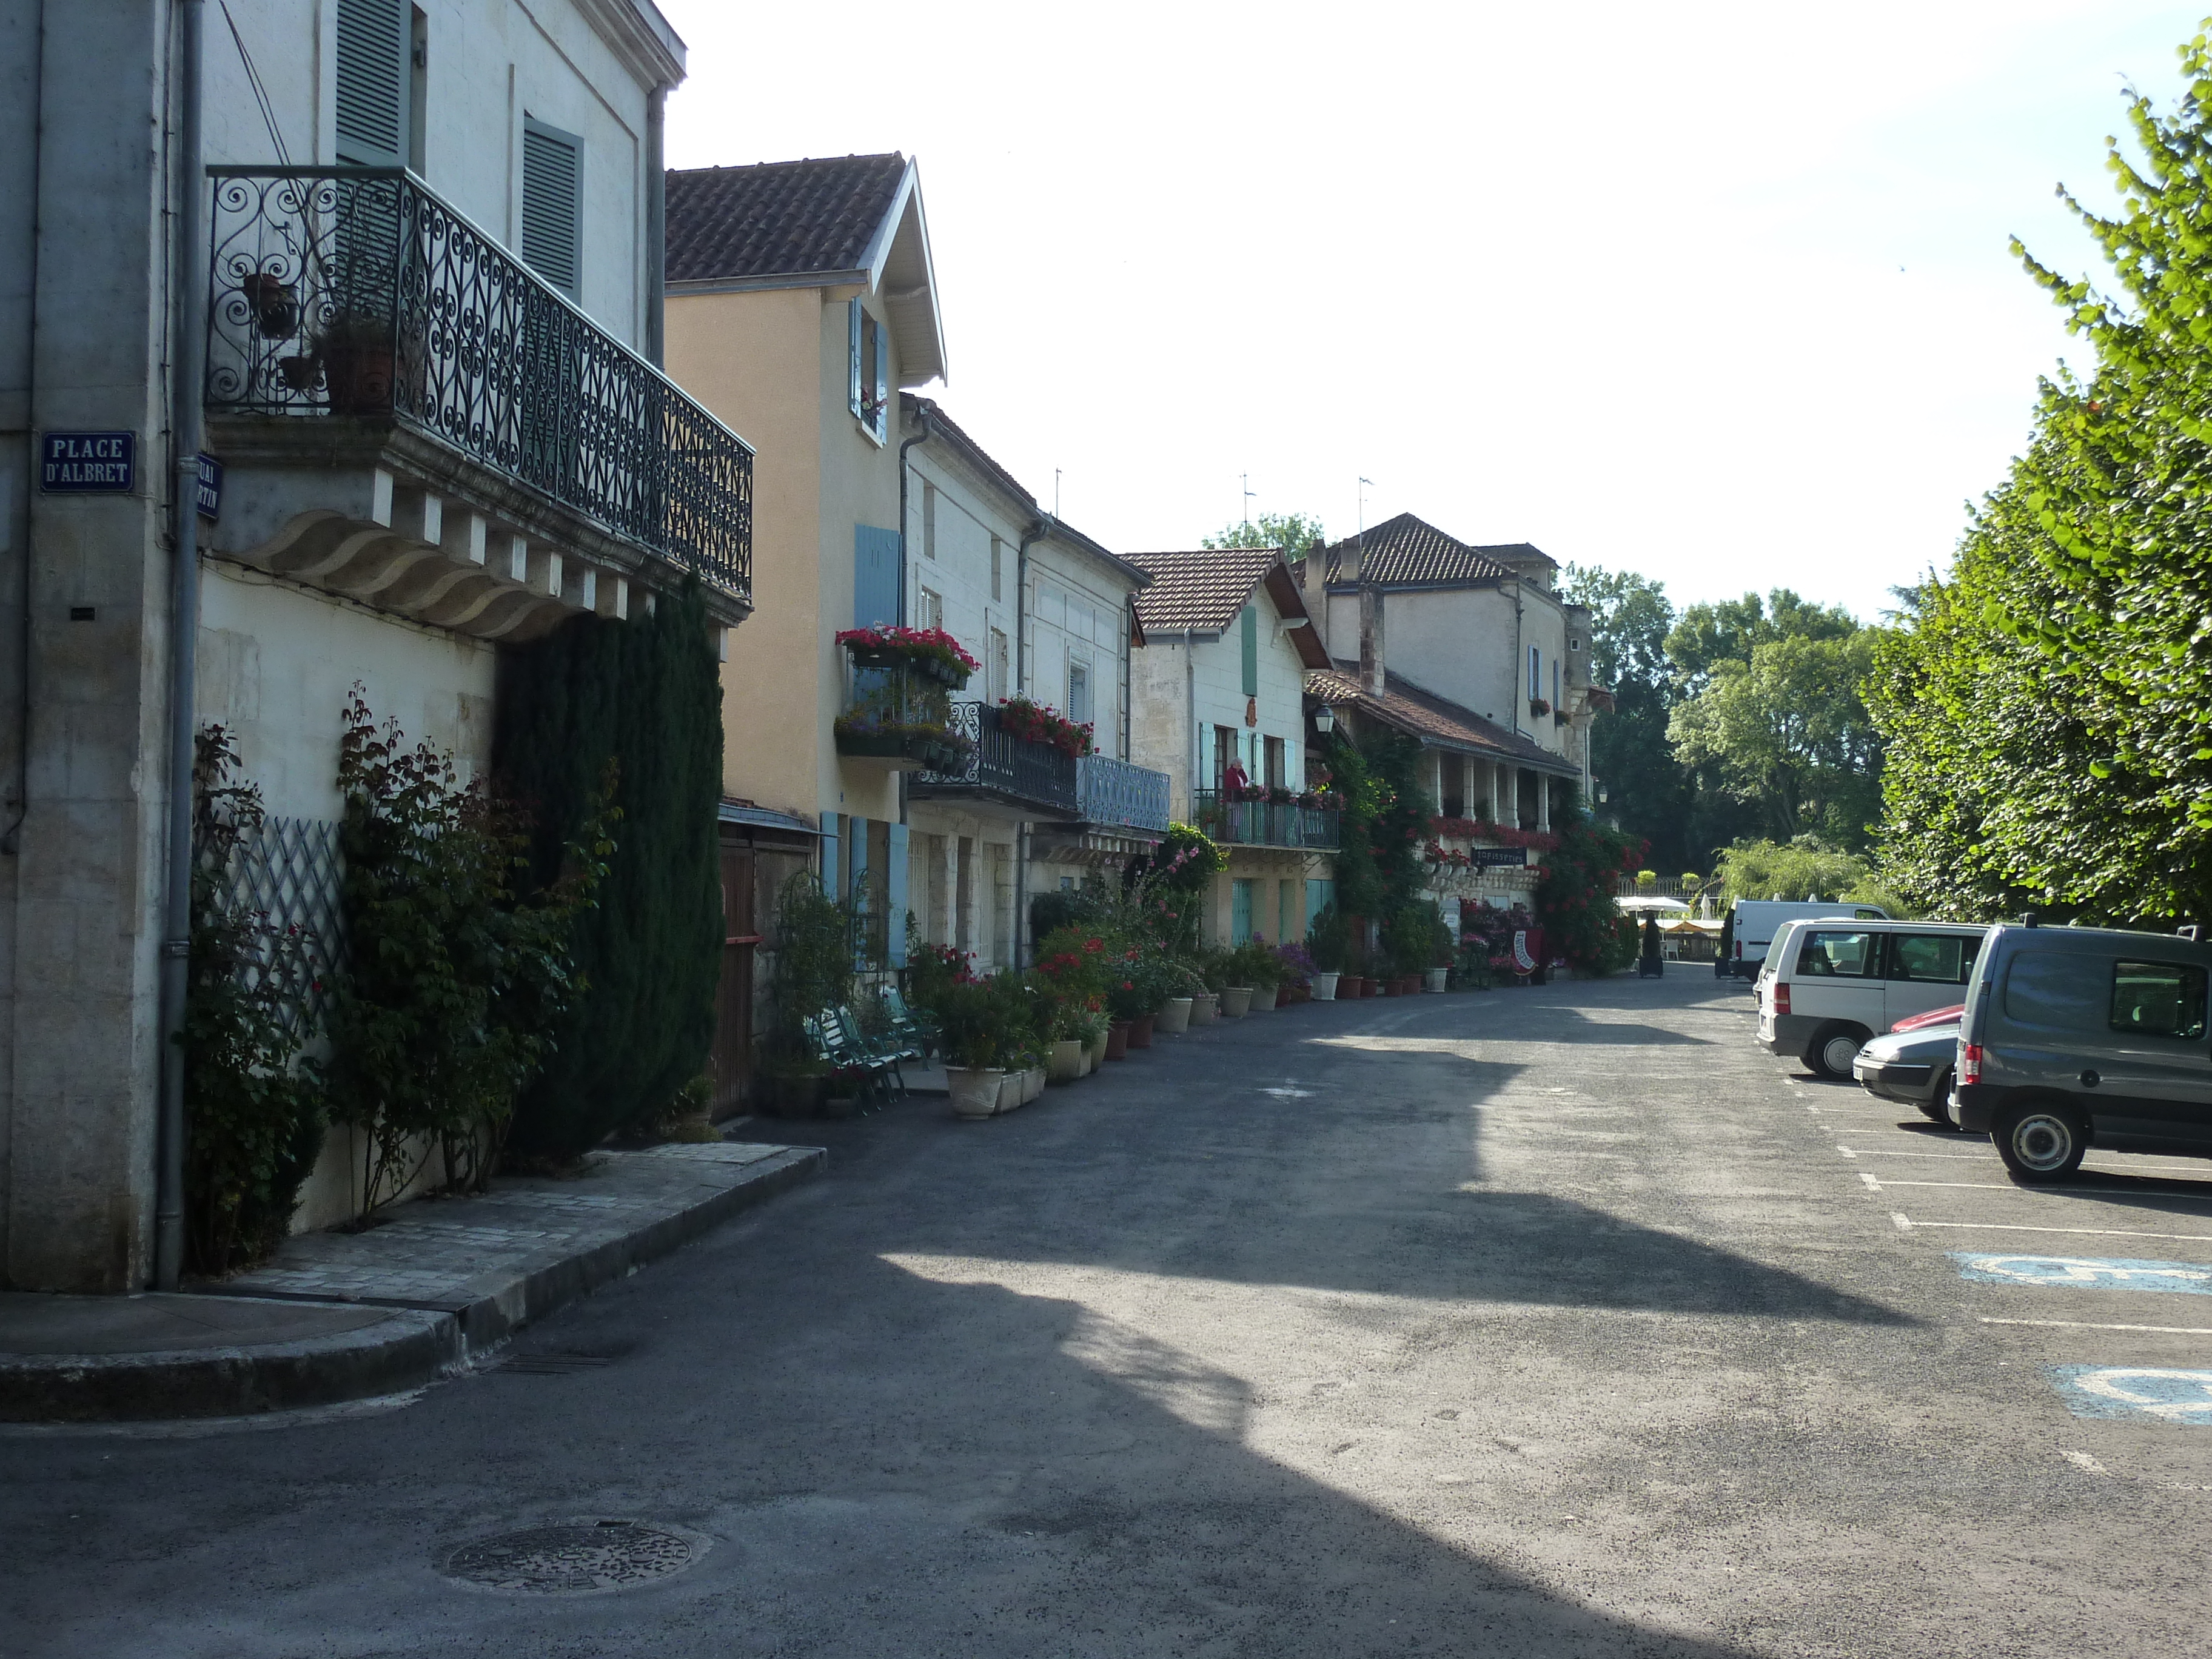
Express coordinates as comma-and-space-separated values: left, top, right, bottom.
997, 695, 1094, 757
836, 624, 980, 688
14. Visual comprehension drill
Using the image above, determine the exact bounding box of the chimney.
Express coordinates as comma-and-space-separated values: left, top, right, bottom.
1296, 538, 1325, 602
1345, 532, 1364, 588
1358, 584, 1386, 696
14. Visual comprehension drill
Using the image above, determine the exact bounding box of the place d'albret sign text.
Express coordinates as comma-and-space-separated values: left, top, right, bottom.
40, 432, 135, 493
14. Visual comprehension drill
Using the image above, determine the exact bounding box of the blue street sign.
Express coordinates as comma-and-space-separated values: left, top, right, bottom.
196, 454, 223, 521
40, 431, 135, 493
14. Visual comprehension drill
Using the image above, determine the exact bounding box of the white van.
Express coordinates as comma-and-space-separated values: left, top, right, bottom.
1756, 917, 1988, 1078
1717, 899, 1889, 980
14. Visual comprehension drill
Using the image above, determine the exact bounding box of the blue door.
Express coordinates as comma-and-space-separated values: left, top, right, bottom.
1232, 878, 1255, 945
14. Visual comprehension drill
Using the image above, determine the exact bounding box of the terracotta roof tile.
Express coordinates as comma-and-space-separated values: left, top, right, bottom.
1305, 664, 1580, 775
1124, 548, 1284, 636
665, 155, 907, 283
1318, 512, 1537, 588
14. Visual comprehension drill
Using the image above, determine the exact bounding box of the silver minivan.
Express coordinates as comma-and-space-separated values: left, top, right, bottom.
1757, 917, 1988, 1078
1956, 923, 2212, 1182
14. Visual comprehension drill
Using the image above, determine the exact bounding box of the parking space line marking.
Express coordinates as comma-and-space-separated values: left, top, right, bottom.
1883, 1180, 2212, 1202
1906, 1221, 2212, 1242
1839, 1149, 1994, 1161
1983, 1318, 2212, 1335
1837, 1145, 1857, 1159
1891, 1212, 1914, 1231
1859, 1173, 1883, 1191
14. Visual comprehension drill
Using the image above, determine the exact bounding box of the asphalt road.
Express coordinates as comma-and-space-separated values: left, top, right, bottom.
10, 968, 2212, 1657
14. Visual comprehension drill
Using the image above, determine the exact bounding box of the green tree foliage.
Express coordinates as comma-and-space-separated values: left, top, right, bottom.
1202, 511, 1327, 557
1712, 836, 1889, 906
1563, 565, 1699, 870
1323, 729, 1427, 923
1534, 807, 1641, 971
495, 585, 725, 1161
1665, 591, 1859, 694
1668, 632, 1884, 848
1871, 32, 2212, 925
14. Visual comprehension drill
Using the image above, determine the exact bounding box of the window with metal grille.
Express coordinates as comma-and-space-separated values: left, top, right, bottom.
335, 0, 408, 166
521, 118, 583, 300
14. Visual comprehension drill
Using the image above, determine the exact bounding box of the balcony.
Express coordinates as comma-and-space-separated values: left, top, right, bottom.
1191, 788, 1341, 853
202, 167, 752, 637
911, 702, 1078, 818
1074, 756, 1170, 835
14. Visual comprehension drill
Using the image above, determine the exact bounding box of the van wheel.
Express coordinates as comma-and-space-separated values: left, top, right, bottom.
1806, 1024, 1868, 1080
1994, 1100, 2088, 1183
1916, 1070, 1956, 1128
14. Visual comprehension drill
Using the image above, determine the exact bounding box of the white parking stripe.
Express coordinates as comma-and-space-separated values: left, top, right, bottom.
1983, 1318, 2212, 1335
1906, 1221, 2212, 1242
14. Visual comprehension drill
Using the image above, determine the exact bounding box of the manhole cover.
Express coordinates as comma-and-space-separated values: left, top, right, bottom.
444, 1520, 705, 1594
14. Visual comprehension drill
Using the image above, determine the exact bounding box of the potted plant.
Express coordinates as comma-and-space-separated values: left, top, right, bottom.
930, 979, 1005, 1119
1083, 1010, 1109, 1071
1237, 939, 1286, 1011
318, 310, 399, 415
765, 1055, 828, 1118
240, 271, 300, 340
1306, 908, 1344, 1000
1105, 1019, 1131, 1060
1156, 991, 1193, 1033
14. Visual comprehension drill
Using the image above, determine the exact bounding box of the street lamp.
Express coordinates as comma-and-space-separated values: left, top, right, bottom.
1313, 705, 1335, 734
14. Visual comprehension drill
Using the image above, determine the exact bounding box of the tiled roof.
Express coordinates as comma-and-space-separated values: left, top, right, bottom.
1305, 663, 1581, 776
665, 155, 908, 283
1124, 548, 1284, 636
1319, 513, 1540, 589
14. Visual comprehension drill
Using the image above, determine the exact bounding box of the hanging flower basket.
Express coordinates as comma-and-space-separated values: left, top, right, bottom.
836, 625, 979, 688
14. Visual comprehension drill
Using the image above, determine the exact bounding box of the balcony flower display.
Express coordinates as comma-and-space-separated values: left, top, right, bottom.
1429, 816, 1560, 853
1529, 696, 1552, 717
833, 711, 973, 771
997, 695, 1094, 757
835, 624, 980, 687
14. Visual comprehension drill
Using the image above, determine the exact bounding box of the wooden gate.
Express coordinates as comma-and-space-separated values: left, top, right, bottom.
712, 842, 759, 1117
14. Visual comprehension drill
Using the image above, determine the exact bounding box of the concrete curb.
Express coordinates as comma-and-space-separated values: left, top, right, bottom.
1, 1144, 825, 1423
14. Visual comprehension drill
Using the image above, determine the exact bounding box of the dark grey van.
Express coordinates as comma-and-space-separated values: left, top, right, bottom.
1956, 923, 2212, 1182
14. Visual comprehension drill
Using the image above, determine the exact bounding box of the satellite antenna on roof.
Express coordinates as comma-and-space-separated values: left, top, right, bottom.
1241, 474, 1255, 528
1358, 477, 1373, 535
1054, 470, 1062, 518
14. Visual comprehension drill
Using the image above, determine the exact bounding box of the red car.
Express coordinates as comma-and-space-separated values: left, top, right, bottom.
1890, 1002, 1964, 1034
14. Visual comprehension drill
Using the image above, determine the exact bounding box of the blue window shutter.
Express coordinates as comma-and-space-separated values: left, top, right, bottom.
854, 526, 899, 629
1240, 606, 1258, 696
1231, 879, 1255, 945
334, 0, 408, 166
1306, 878, 1333, 933
520, 120, 583, 299
848, 301, 864, 420
820, 813, 841, 898
886, 823, 909, 967
871, 318, 890, 441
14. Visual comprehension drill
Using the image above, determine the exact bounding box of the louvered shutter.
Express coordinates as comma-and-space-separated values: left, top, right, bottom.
885, 823, 910, 968
521, 119, 582, 299
853, 526, 899, 629
1240, 605, 1258, 696
335, 0, 408, 166
848, 301, 865, 420
871, 318, 890, 441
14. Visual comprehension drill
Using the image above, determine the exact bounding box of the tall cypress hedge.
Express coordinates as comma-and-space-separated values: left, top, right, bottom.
495, 583, 724, 1160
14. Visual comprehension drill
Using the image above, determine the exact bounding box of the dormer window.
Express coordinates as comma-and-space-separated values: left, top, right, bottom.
849, 300, 889, 444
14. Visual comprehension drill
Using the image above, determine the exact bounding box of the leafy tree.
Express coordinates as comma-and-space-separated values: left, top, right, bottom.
1203, 512, 1327, 557
1712, 836, 1891, 907
1563, 565, 1698, 871
1668, 632, 1884, 848
1665, 589, 1859, 694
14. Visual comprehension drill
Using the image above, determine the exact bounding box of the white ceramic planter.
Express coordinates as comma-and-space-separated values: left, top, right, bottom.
1048, 1039, 1084, 1084
1311, 972, 1339, 1000
1426, 968, 1450, 993
1156, 996, 1192, 1034
996, 1072, 1024, 1113
1190, 993, 1218, 1025
1249, 984, 1278, 1011
1220, 986, 1253, 1017
1087, 1033, 1108, 1069
946, 1067, 1005, 1119
1024, 1067, 1045, 1104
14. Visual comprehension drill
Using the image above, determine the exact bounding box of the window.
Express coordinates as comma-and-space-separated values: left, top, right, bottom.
990, 536, 1003, 602
335, 0, 409, 166
848, 300, 888, 443
2111, 961, 2209, 1040
1067, 659, 1092, 726
1240, 605, 1259, 697
1795, 930, 1879, 978
520, 117, 583, 300
922, 483, 937, 560
2003, 954, 2106, 1030
1528, 645, 1540, 699
917, 586, 942, 632
987, 628, 1008, 704
1552, 659, 1561, 711
1889, 933, 1978, 985
1264, 735, 1284, 789
1214, 725, 1239, 789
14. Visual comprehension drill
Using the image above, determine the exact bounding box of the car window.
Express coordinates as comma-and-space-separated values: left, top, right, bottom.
2002, 952, 2108, 1030
1889, 933, 1980, 985
1796, 930, 1878, 978
2110, 961, 2209, 1041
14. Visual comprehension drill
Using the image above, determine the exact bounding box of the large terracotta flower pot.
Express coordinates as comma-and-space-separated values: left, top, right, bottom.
1105, 1020, 1131, 1060
1401, 974, 1423, 996
1156, 996, 1193, 1034
1190, 993, 1218, 1025
1250, 985, 1278, 1011
1128, 1014, 1155, 1049
946, 1067, 1005, 1119
1048, 1039, 1084, 1083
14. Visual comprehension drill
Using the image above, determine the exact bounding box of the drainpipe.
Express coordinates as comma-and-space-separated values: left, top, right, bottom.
155, 0, 209, 1292
893, 403, 934, 842
644, 85, 666, 368
1509, 577, 1524, 830
1011, 515, 1050, 967
3, 0, 49, 859
1121, 593, 1133, 763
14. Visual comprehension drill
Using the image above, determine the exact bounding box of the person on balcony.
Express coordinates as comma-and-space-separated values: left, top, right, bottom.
1222, 754, 1252, 801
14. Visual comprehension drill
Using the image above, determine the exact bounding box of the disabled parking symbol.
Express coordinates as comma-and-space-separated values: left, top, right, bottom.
1949, 1253, 2212, 1295
2047, 1366, 2212, 1423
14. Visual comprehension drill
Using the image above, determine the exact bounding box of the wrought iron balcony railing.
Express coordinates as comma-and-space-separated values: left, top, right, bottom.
1190, 788, 1341, 851
204, 167, 751, 605
1073, 755, 1170, 834
912, 702, 1078, 815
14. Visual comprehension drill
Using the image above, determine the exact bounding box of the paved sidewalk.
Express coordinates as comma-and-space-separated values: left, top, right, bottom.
0, 1140, 823, 1423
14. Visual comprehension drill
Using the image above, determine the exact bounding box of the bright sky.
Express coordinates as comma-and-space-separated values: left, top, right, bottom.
659, 1, 2205, 621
